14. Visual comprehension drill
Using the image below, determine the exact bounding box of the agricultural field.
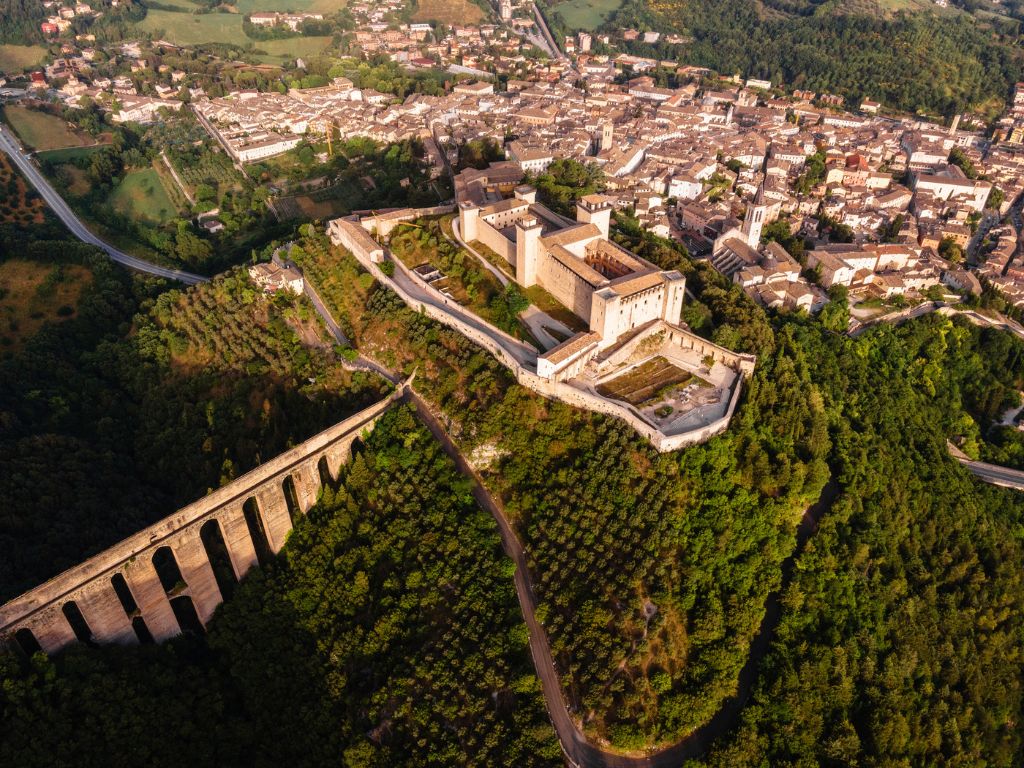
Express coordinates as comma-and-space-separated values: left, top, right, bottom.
170, 148, 239, 193
139, 5, 331, 59
550, 0, 622, 30
152, 157, 192, 211
0, 259, 92, 354
0, 44, 47, 74
107, 168, 179, 225
234, 0, 347, 12
2, 106, 93, 152
0, 155, 45, 227
139, 8, 245, 47
412, 0, 486, 24
254, 35, 333, 63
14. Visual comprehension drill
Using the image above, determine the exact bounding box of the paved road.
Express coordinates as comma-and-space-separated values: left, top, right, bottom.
531, 2, 566, 61
0, 126, 207, 285
950, 451, 1024, 490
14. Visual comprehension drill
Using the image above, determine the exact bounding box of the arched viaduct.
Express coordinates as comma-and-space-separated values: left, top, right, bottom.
0, 388, 402, 656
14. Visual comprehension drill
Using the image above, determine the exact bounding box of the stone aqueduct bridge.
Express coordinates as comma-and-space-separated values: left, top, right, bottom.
0, 390, 401, 656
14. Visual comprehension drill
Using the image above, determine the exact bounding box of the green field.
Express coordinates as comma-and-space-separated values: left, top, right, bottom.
140, 8, 247, 46
108, 168, 178, 225
2, 106, 93, 152
411, 0, 486, 24
255, 35, 332, 62
139, 5, 332, 58
550, 0, 622, 30
36, 145, 107, 165
0, 44, 47, 75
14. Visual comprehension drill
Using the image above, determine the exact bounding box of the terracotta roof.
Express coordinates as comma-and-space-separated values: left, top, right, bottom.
540, 222, 600, 247
609, 270, 665, 297
539, 331, 601, 365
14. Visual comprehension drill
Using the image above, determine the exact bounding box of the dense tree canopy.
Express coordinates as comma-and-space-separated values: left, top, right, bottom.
607, 0, 1024, 115
0, 222, 387, 599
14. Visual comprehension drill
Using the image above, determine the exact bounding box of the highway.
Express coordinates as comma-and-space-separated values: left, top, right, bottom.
0, 125, 207, 285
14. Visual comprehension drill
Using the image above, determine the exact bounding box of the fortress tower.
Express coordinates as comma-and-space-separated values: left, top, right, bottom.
459, 201, 480, 242
600, 121, 614, 152
515, 215, 543, 286
576, 195, 613, 239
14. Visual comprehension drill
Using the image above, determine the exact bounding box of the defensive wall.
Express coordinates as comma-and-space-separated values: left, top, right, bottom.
329, 214, 755, 452
0, 389, 402, 656
358, 204, 457, 238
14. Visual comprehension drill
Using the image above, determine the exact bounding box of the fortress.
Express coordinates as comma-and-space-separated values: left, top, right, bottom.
459, 189, 687, 366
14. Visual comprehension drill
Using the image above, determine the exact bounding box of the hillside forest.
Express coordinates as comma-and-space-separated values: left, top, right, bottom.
1, 173, 1024, 766
599, 0, 1024, 117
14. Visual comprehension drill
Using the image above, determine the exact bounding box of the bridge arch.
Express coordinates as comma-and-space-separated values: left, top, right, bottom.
61, 601, 94, 645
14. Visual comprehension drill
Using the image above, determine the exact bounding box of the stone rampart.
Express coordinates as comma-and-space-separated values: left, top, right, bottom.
361, 204, 457, 238
336, 222, 751, 454
1, 389, 401, 655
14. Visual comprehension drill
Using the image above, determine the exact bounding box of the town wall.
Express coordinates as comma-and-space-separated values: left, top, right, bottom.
1, 390, 402, 656
361, 204, 457, 238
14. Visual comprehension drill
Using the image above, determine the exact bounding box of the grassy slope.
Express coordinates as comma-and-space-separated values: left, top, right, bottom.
0, 44, 47, 73
0, 260, 91, 353
2, 106, 92, 152
551, 0, 624, 31
107, 167, 179, 225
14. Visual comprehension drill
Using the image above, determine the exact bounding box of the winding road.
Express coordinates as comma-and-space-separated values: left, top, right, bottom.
0, 125, 207, 285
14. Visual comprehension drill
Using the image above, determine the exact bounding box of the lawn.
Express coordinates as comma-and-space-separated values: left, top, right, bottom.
0, 44, 47, 74
0, 259, 92, 354
108, 168, 179, 225
550, 0, 622, 30
2, 106, 93, 152
412, 0, 486, 24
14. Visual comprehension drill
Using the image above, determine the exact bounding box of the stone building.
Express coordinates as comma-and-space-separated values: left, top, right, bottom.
459, 188, 686, 347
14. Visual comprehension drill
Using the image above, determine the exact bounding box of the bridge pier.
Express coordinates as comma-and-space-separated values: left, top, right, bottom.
173, 528, 223, 626
292, 460, 322, 513
123, 560, 181, 642
77, 579, 136, 644
219, 505, 260, 581
324, 439, 353, 481
23, 605, 78, 654
256, 485, 294, 553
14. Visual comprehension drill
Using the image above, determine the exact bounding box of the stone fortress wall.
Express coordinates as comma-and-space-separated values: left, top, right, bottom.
0, 389, 403, 656
329, 209, 755, 452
